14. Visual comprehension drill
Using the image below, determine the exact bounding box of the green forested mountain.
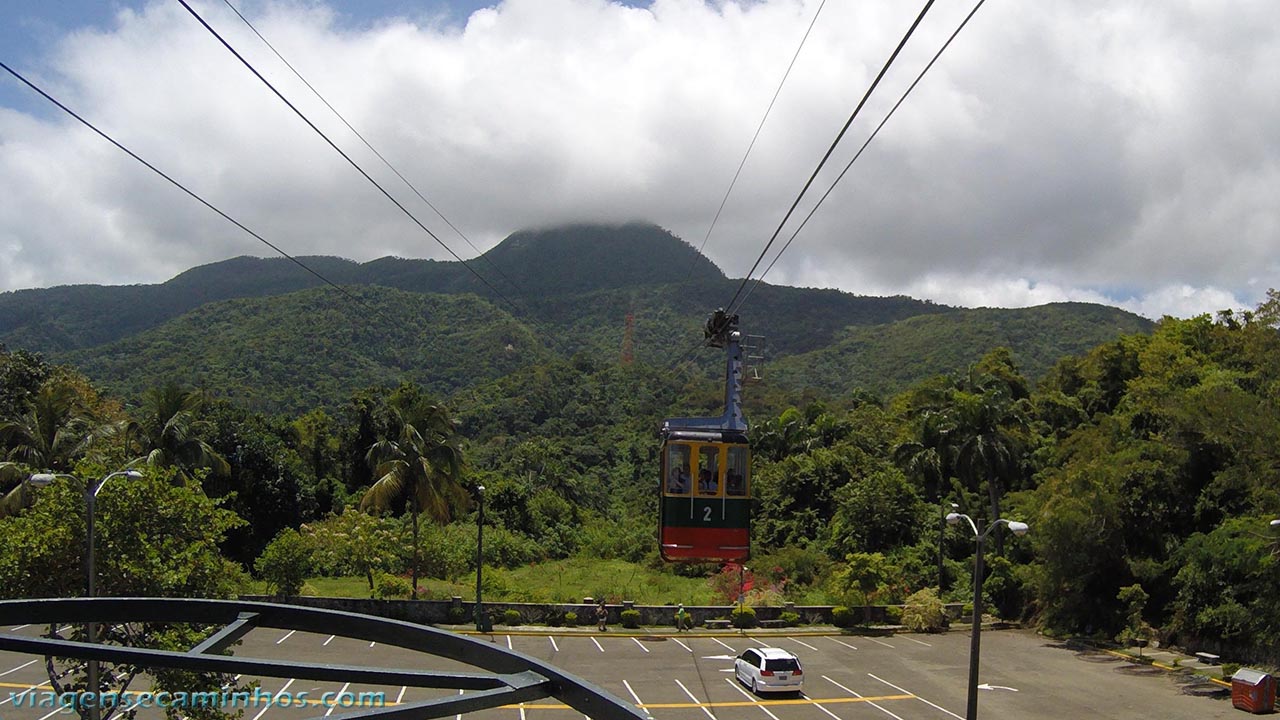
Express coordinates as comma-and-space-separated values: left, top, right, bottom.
62, 287, 549, 414
767, 303, 1156, 400
0, 222, 1151, 412
0, 222, 721, 353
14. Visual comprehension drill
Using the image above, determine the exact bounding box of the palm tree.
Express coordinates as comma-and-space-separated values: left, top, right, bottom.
0, 381, 97, 471
751, 407, 809, 462
125, 383, 229, 484
939, 389, 1026, 555
893, 411, 949, 503
361, 396, 466, 595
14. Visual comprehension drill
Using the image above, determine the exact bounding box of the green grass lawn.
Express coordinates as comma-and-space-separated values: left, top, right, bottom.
253, 559, 719, 604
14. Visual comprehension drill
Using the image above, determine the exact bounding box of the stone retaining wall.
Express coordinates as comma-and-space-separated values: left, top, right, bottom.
241, 595, 966, 628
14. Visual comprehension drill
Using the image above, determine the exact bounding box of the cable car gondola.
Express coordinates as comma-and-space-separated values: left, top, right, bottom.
659, 310, 751, 562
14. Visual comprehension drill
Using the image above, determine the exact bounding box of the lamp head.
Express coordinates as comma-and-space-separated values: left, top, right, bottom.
1271, 519, 1280, 528
1007, 521, 1030, 536
476, 485, 485, 493
122, 470, 143, 479
27, 473, 58, 488
945, 512, 962, 526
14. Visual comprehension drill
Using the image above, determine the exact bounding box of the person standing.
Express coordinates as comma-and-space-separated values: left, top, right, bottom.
596, 600, 608, 631
675, 604, 692, 632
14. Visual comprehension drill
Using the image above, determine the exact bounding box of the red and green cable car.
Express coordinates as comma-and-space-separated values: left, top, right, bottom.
659, 311, 751, 563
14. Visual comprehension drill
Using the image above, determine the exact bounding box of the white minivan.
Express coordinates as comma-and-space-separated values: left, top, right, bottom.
734, 647, 804, 694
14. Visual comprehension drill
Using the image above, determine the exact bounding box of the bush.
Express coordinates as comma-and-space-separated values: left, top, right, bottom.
546, 610, 564, 627
901, 588, 947, 632
255, 529, 311, 597
730, 606, 758, 629
832, 606, 854, 628
564, 611, 578, 627
501, 609, 522, 626
445, 606, 468, 624
620, 609, 642, 628
373, 573, 412, 599
779, 611, 801, 627
885, 606, 904, 624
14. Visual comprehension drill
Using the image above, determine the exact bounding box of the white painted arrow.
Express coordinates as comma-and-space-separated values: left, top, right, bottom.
978, 684, 1019, 692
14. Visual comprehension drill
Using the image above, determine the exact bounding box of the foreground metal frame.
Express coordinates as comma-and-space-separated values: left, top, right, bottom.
0, 598, 651, 720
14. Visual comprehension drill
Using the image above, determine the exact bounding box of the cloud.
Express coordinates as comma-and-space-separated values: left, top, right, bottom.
0, 0, 1275, 319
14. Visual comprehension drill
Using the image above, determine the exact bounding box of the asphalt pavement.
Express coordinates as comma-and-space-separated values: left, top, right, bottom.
0, 621, 1240, 720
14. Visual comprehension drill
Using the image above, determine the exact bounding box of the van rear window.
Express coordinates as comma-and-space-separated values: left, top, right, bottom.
765, 658, 800, 672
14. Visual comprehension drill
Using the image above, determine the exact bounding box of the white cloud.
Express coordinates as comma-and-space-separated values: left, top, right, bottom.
0, 0, 1276, 319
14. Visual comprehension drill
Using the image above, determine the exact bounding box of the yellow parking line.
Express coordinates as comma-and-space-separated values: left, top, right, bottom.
517, 694, 915, 710
1, 680, 913, 712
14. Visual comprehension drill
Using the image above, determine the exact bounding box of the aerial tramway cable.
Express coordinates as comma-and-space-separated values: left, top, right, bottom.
723, 0, 938, 318
735, 0, 990, 312
669, 0, 940, 372
183, 0, 601, 364
217, 0, 524, 298
177, 0, 525, 320
687, 0, 829, 281
0, 61, 390, 326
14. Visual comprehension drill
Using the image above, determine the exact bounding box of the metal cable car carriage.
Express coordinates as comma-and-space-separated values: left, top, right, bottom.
659, 310, 753, 562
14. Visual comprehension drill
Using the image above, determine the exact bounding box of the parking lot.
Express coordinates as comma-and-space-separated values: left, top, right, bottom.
0, 623, 1236, 719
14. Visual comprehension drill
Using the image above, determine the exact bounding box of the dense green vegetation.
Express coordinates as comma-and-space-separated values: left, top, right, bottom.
3, 224, 1277, 673
66, 287, 549, 414
767, 303, 1153, 400
0, 223, 1146, 414
3, 292, 1277, 663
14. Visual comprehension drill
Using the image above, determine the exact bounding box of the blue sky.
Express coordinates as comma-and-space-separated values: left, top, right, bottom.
2, 0, 1277, 318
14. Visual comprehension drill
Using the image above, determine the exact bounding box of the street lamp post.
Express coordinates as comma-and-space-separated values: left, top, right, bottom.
84, 470, 142, 720
946, 512, 1029, 720
28, 470, 142, 720
474, 485, 490, 633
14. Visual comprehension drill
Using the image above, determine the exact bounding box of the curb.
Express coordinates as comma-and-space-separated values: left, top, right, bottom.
1092, 645, 1232, 688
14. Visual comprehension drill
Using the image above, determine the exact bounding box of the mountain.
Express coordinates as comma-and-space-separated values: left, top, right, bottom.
0, 222, 1154, 413
767, 302, 1155, 400
0, 222, 717, 353
63, 286, 549, 414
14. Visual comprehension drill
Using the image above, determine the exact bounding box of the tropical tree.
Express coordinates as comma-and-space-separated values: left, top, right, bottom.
361, 385, 467, 594
835, 552, 891, 625
942, 388, 1028, 555
0, 462, 248, 720
125, 382, 229, 483
894, 357, 1031, 557
0, 345, 51, 420
0, 380, 100, 471
828, 465, 926, 556
303, 510, 403, 594
893, 411, 948, 502
292, 408, 339, 484
751, 407, 809, 462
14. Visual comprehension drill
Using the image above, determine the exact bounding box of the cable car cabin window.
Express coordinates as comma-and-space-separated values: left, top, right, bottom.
726, 446, 748, 496
665, 443, 692, 495
697, 447, 720, 495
